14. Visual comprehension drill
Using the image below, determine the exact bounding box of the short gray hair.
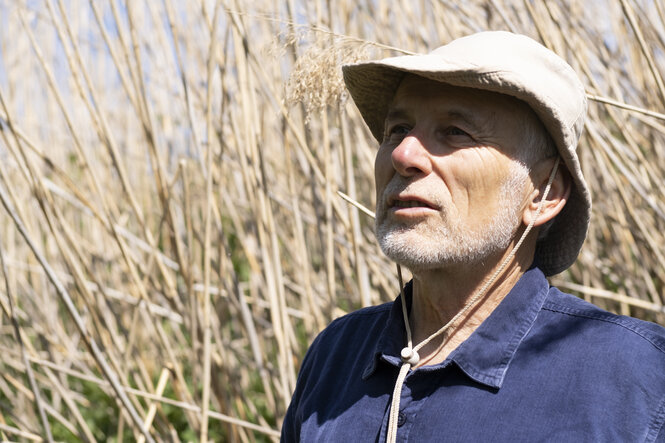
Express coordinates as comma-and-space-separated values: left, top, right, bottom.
517, 107, 557, 167
516, 109, 558, 241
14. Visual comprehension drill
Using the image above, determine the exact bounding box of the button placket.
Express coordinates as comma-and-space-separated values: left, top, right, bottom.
394, 370, 423, 440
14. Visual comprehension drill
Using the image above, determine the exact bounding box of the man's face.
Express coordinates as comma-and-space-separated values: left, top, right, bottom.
374, 75, 535, 271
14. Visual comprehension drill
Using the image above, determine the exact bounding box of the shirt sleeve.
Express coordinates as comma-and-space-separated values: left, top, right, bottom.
280, 331, 324, 442
280, 397, 299, 442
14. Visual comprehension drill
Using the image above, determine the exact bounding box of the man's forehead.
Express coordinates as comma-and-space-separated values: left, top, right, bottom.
389, 78, 532, 132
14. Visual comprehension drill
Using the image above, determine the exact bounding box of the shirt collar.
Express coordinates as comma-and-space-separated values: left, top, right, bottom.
362, 267, 550, 389
362, 281, 412, 380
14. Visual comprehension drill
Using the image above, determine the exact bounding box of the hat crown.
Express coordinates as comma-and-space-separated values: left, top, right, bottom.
428, 31, 587, 137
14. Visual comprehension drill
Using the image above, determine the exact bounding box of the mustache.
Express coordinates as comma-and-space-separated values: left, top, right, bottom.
379, 176, 444, 209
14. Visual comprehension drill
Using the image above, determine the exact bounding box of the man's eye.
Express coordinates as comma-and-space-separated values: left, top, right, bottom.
446, 126, 470, 137
390, 125, 410, 135
385, 125, 410, 142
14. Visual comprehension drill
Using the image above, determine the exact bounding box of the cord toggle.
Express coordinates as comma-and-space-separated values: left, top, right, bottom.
400, 347, 420, 366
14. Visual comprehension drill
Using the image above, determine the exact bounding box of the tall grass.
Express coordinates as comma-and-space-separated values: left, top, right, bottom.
0, 0, 663, 441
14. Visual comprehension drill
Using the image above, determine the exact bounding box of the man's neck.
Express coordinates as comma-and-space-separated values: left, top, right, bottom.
407, 241, 536, 368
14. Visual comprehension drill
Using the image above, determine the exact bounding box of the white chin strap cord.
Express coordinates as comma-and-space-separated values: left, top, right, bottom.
386, 157, 560, 443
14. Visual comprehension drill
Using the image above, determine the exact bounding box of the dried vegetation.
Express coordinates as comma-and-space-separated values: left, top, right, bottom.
0, 0, 663, 441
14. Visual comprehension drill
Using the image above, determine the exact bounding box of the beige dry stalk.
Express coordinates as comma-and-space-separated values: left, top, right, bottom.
0, 1, 664, 441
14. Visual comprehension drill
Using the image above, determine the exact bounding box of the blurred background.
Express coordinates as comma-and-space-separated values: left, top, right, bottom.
0, 0, 663, 441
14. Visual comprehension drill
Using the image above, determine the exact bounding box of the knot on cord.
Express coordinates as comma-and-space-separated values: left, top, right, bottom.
400, 347, 420, 366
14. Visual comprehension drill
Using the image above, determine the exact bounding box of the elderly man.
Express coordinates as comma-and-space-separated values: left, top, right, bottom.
282, 31, 665, 442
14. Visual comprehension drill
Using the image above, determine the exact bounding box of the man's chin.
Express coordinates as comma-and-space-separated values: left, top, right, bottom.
376, 231, 454, 271
382, 247, 460, 271
376, 227, 509, 272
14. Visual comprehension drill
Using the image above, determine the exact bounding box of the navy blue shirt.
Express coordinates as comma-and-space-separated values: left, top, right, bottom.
282, 267, 665, 442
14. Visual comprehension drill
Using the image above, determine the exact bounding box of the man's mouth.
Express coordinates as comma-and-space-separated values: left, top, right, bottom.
393, 200, 432, 208
388, 196, 438, 211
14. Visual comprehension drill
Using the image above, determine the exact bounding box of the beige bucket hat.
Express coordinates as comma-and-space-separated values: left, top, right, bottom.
342, 31, 590, 276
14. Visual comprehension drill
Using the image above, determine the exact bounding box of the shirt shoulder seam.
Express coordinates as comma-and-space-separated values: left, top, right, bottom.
542, 302, 665, 354
323, 303, 393, 335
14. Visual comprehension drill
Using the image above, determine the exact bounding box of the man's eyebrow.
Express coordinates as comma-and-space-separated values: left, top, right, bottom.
445, 110, 486, 133
384, 108, 410, 123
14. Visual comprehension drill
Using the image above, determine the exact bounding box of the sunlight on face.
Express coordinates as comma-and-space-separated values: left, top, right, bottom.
374, 75, 536, 271
376, 162, 529, 270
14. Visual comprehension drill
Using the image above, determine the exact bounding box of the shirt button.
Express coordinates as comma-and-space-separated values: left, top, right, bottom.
397, 412, 406, 427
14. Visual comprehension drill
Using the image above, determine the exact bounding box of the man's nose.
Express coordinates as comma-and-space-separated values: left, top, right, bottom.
391, 135, 432, 177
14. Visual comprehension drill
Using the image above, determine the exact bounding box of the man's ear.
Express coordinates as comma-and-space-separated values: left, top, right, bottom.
522, 157, 572, 227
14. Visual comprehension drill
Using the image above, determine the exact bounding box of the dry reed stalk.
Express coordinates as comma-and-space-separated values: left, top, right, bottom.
20, 5, 182, 349
619, 0, 665, 107
322, 108, 335, 308
16, 8, 118, 224
137, 366, 172, 443
42, 360, 97, 442
200, 1, 223, 441
0, 241, 52, 441
52, 0, 183, 302
0, 0, 663, 440
17, 353, 282, 438
283, 120, 324, 330
126, 3, 183, 307
226, 7, 296, 414
2, 87, 150, 442
0, 96, 110, 442
587, 94, 665, 121
1, 368, 76, 436
340, 113, 372, 307
0, 181, 154, 441
0, 422, 43, 442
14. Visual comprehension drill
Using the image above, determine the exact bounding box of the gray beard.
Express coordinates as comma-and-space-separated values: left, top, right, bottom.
375, 163, 530, 272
